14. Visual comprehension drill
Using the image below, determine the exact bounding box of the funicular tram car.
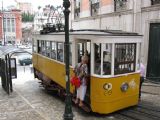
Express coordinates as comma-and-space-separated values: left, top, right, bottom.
32, 29, 142, 114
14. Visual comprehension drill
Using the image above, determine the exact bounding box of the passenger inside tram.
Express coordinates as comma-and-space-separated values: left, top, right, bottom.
51, 50, 56, 59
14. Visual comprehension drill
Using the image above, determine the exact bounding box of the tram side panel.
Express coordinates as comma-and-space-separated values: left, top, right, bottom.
32, 53, 75, 93
90, 73, 140, 114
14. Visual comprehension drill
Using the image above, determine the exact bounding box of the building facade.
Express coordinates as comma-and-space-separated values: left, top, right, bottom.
0, 9, 22, 45
70, 0, 160, 79
18, 2, 33, 14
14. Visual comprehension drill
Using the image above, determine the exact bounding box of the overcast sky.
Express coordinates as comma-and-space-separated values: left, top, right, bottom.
0, 0, 63, 10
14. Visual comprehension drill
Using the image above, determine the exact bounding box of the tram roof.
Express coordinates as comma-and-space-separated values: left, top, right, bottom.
0, 46, 32, 57
47, 29, 142, 36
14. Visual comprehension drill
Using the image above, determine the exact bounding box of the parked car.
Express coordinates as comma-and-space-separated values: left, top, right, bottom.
18, 55, 32, 66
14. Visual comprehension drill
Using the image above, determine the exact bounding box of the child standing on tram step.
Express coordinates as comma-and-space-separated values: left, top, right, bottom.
74, 55, 89, 107
139, 62, 145, 99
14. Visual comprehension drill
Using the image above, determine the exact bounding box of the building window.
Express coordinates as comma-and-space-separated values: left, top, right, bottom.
3, 18, 6, 32
74, 0, 80, 19
151, 0, 160, 5
7, 19, 11, 32
114, 43, 136, 75
114, 0, 127, 12
90, 0, 100, 16
11, 19, 15, 32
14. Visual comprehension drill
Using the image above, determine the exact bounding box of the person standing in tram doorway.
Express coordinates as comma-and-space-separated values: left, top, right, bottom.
74, 55, 89, 107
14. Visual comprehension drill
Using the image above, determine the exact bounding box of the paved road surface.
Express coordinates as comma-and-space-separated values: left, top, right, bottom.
0, 65, 160, 120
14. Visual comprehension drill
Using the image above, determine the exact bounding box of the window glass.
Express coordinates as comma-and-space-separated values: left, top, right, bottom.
114, 0, 127, 11
46, 41, 51, 57
102, 44, 112, 75
41, 41, 46, 55
94, 43, 101, 75
57, 42, 64, 62
11, 19, 15, 32
114, 43, 136, 75
51, 42, 57, 59
32, 39, 37, 53
69, 44, 72, 65
64, 43, 72, 65
7, 19, 11, 32
77, 43, 85, 63
4, 18, 6, 32
74, 0, 80, 18
37, 40, 42, 54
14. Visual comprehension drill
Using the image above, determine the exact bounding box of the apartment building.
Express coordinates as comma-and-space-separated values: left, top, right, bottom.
0, 9, 22, 45
70, 0, 160, 79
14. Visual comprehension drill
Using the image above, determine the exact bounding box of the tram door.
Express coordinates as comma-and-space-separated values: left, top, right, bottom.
77, 40, 91, 103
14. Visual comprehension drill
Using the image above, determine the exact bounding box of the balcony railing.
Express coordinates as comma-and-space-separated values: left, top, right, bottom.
151, 0, 160, 5
91, 2, 99, 16
114, 0, 127, 12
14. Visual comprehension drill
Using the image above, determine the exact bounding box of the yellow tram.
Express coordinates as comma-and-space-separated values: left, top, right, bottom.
32, 29, 142, 114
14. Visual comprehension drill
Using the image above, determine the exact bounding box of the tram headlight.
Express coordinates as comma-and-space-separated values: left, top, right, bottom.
103, 83, 112, 91
121, 82, 129, 92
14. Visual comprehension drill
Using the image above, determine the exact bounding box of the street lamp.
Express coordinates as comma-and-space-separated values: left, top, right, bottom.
63, 0, 73, 120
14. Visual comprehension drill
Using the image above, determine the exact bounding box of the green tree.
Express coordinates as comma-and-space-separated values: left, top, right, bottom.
22, 12, 34, 22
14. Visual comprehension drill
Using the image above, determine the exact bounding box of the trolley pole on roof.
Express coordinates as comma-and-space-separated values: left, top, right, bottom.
63, 0, 73, 120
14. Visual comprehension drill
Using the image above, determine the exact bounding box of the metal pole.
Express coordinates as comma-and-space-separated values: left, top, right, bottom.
63, 0, 73, 120
2, 0, 6, 46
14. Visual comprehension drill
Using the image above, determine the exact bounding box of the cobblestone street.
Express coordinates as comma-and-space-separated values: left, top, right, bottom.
0, 65, 160, 120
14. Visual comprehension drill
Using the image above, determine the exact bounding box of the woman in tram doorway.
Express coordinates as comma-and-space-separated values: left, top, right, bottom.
74, 55, 89, 107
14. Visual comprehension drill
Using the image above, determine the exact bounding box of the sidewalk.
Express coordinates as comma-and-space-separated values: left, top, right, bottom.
141, 81, 160, 108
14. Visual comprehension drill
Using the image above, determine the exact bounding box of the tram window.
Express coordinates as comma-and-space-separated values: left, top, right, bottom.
64, 43, 72, 65
57, 42, 64, 62
41, 41, 46, 55
69, 44, 72, 65
32, 39, 37, 53
37, 40, 42, 54
51, 42, 57, 60
103, 44, 112, 75
78, 43, 85, 63
114, 43, 136, 75
94, 43, 101, 75
46, 41, 51, 57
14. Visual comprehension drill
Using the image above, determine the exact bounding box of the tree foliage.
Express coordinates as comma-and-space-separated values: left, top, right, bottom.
22, 12, 34, 22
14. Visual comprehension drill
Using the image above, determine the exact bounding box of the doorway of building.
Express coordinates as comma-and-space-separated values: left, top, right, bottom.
147, 23, 160, 81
